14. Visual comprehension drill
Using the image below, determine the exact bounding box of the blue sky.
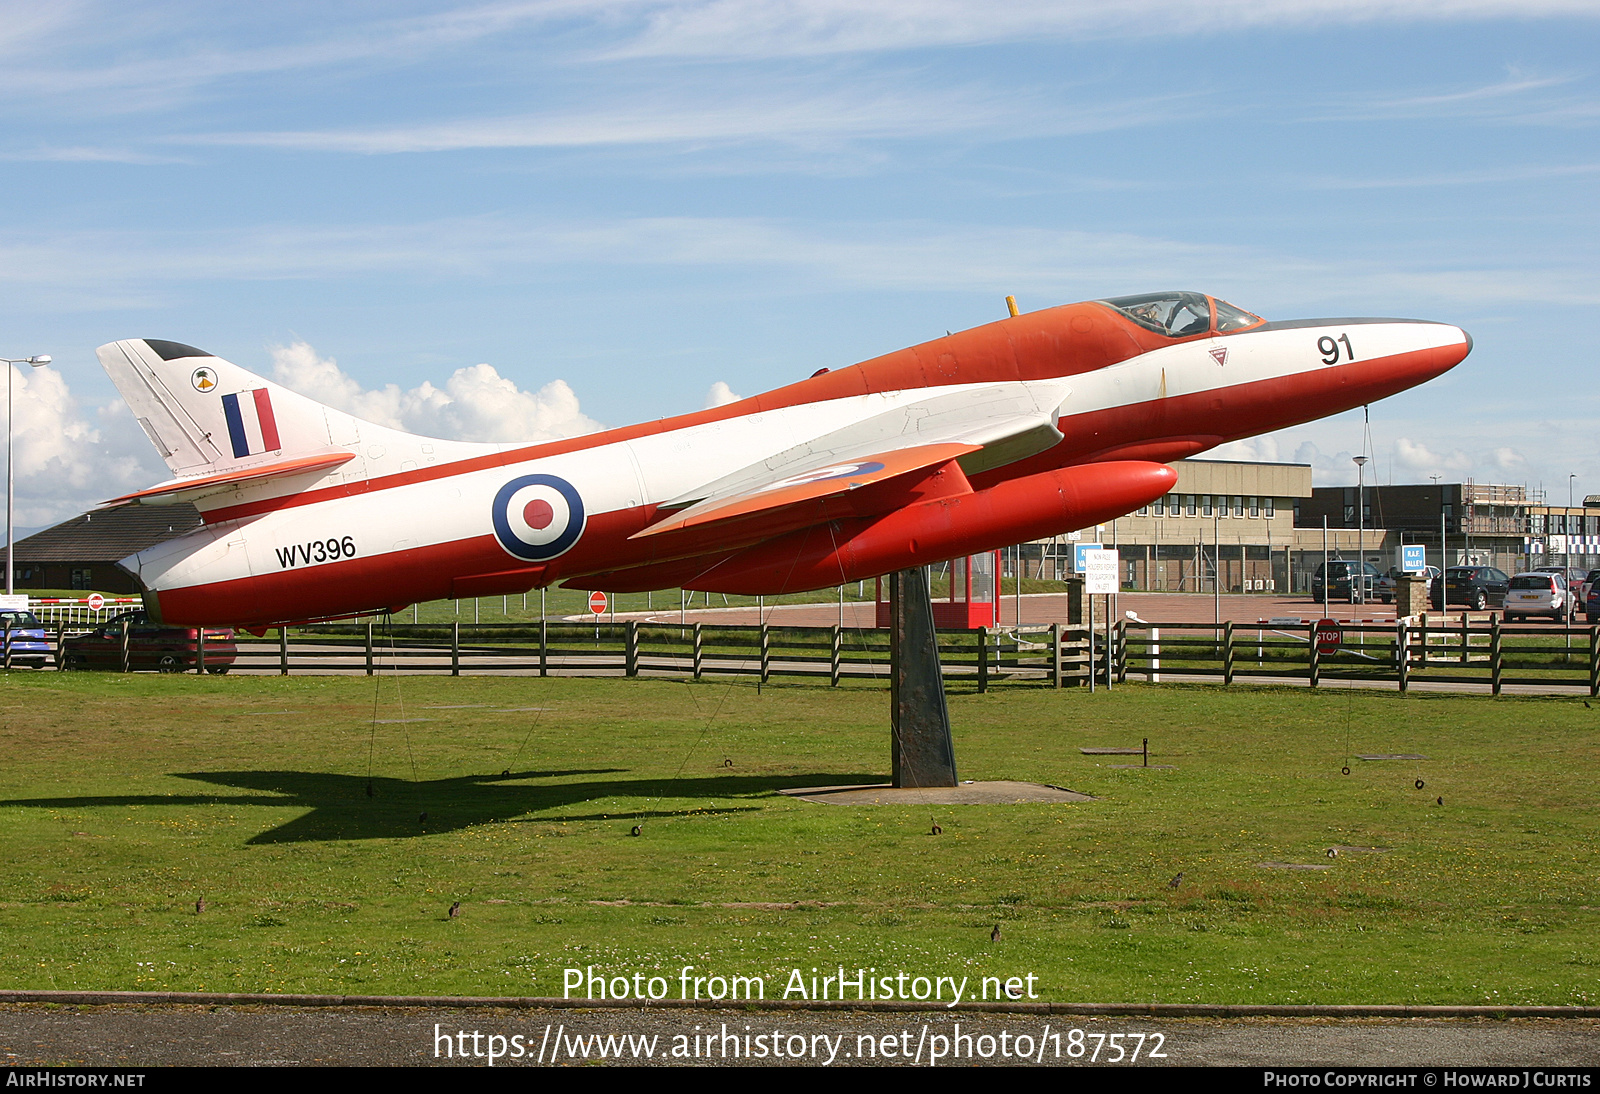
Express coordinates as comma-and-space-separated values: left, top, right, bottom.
2, 0, 1597, 530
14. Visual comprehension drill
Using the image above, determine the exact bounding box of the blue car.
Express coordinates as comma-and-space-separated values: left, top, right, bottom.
0, 609, 51, 668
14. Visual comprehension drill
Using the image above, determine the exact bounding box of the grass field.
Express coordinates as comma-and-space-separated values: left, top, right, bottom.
0, 670, 1595, 1006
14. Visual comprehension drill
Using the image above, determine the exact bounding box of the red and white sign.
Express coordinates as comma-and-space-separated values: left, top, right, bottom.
87, 593, 106, 611
588, 591, 608, 616
1314, 618, 1343, 656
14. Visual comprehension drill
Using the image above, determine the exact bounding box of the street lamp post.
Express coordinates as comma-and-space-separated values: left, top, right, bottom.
1353, 455, 1369, 604
2, 355, 51, 597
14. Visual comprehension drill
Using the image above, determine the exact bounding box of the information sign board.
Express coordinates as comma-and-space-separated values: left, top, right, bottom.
1083, 549, 1119, 595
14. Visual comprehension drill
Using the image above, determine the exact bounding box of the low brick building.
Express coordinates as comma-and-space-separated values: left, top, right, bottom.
11, 504, 202, 593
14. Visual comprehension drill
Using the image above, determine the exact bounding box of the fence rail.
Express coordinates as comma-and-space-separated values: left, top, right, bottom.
15, 616, 1599, 695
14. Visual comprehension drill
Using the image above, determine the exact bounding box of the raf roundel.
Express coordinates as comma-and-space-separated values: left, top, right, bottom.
492, 474, 586, 562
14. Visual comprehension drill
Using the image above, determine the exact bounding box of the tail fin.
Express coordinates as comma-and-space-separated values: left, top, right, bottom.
98, 339, 361, 476
97, 338, 490, 509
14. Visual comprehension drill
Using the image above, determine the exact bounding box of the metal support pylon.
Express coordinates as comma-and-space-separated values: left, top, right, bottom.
888, 567, 958, 788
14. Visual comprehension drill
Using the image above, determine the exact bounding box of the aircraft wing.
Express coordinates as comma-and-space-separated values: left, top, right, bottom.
633, 379, 1070, 540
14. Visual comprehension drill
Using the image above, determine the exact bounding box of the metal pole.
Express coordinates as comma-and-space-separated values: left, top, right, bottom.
5, 361, 10, 596
1322, 517, 1329, 616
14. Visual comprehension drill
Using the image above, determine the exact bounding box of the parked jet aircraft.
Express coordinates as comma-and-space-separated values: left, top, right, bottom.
98, 292, 1470, 628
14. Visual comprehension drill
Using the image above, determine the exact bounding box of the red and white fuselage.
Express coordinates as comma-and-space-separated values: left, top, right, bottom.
99, 294, 1470, 628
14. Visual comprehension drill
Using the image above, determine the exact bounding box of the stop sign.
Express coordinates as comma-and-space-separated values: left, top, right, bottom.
87, 593, 106, 611
1314, 618, 1343, 656
588, 591, 608, 616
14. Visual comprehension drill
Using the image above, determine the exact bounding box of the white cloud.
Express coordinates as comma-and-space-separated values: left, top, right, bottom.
7, 363, 164, 531
608, 0, 1599, 59
184, 83, 1178, 155
268, 340, 603, 443
703, 380, 742, 408
7, 215, 1592, 314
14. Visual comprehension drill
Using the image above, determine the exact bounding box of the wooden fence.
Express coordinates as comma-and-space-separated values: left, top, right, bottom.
24, 615, 1600, 695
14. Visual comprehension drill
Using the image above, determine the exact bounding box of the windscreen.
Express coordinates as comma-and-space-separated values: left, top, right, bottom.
1099, 292, 1213, 337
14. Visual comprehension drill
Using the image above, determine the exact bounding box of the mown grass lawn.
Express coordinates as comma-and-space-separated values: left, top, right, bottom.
0, 670, 1595, 1005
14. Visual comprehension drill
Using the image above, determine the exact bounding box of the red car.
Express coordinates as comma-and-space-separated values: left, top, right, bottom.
60, 610, 237, 674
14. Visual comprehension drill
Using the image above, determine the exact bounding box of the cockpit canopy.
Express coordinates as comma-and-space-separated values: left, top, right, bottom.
1099, 292, 1262, 337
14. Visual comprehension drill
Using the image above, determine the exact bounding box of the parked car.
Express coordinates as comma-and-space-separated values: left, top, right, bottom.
59, 610, 237, 673
1503, 572, 1574, 622
1582, 569, 1600, 606
0, 608, 51, 668
1430, 565, 1511, 610
1312, 560, 1382, 602
1587, 583, 1600, 625
1375, 565, 1440, 604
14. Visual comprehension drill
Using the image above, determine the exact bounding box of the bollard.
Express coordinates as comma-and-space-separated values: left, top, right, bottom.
693, 622, 704, 680
759, 623, 770, 685
451, 622, 460, 677
365, 622, 373, 676
1222, 620, 1235, 685
121, 619, 131, 674
539, 620, 548, 677
976, 626, 988, 694
279, 627, 289, 675
196, 629, 206, 675
831, 625, 842, 688
625, 620, 639, 677
1051, 622, 1061, 689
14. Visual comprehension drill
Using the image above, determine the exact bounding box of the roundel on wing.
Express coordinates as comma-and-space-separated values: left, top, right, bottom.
492, 474, 586, 562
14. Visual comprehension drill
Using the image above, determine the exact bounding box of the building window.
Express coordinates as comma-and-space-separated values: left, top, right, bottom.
1202, 495, 1213, 517
1152, 497, 1164, 516
1185, 494, 1196, 516
70, 568, 92, 590
1344, 504, 1355, 524
1232, 495, 1243, 517
1532, 514, 1545, 534
1137, 504, 1148, 516
1249, 496, 1259, 518
1267, 498, 1276, 518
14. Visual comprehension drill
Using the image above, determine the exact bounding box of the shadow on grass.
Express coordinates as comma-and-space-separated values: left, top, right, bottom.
0, 769, 883, 844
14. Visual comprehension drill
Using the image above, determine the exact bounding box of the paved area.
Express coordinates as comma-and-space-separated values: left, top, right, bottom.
621, 592, 1413, 629
779, 781, 1095, 805
2, 1005, 1595, 1067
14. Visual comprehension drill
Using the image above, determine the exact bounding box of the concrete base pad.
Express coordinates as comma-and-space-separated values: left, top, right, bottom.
780, 780, 1094, 805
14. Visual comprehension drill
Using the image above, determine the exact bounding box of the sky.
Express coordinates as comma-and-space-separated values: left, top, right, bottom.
1, 0, 1597, 533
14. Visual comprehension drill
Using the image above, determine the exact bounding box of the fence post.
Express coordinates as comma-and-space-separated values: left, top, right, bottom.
121, 619, 131, 674
196, 629, 206, 675
759, 623, 770, 684
1590, 625, 1599, 698
539, 620, 548, 677
364, 622, 373, 676
1490, 615, 1502, 696
451, 622, 460, 677
1308, 622, 1320, 687
1051, 622, 1062, 689
625, 620, 639, 677
1460, 612, 1469, 665
1115, 618, 1127, 683
279, 627, 288, 675
1223, 620, 1235, 685
54, 625, 64, 670
831, 625, 842, 687
976, 626, 988, 694
693, 622, 703, 680
1397, 619, 1409, 692
1419, 614, 1429, 669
